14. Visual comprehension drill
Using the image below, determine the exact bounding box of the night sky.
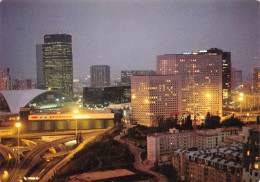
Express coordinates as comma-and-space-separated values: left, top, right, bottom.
0, 0, 259, 80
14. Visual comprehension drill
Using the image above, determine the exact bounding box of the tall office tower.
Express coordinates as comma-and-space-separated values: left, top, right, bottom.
231, 68, 236, 91
36, 44, 44, 89
157, 53, 222, 116
0, 68, 11, 90
131, 75, 181, 125
43, 34, 73, 97
121, 70, 156, 85
252, 66, 260, 93
202, 48, 231, 105
235, 69, 243, 90
195, 48, 231, 105
90, 65, 110, 87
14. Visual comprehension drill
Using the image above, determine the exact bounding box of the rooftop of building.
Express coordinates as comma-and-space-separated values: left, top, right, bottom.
0, 89, 73, 114
196, 127, 240, 136
174, 145, 243, 169
31, 108, 112, 115
148, 128, 193, 137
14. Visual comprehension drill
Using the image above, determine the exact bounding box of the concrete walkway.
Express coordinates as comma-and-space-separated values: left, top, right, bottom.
114, 125, 168, 182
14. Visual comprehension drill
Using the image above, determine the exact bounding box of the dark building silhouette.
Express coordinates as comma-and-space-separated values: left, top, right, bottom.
242, 125, 260, 181
83, 86, 131, 107
36, 44, 44, 89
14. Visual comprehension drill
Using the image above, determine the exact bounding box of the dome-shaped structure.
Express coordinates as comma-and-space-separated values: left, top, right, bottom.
0, 89, 72, 113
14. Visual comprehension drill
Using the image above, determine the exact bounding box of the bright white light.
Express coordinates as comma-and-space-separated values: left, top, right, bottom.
15, 122, 21, 128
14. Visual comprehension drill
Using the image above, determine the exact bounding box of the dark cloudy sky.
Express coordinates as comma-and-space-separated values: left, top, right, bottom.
0, 0, 259, 80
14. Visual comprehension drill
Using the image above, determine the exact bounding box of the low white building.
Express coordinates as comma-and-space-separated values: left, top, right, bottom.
147, 128, 194, 163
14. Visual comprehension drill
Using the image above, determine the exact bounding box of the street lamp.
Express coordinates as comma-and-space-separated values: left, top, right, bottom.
238, 93, 244, 120
206, 93, 211, 114
15, 122, 21, 163
74, 109, 79, 136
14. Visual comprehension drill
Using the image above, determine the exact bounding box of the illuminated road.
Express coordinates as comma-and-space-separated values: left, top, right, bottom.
0, 144, 17, 182
6, 129, 106, 182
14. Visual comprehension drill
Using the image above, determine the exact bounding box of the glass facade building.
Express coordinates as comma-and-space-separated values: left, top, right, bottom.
90, 65, 110, 87
121, 70, 156, 85
43, 34, 73, 97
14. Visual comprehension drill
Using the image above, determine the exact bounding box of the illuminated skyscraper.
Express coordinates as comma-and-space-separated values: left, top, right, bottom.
43, 34, 73, 97
202, 48, 231, 105
0, 68, 11, 90
131, 75, 181, 125
252, 66, 260, 93
157, 52, 222, 116
90, 65, 110, 87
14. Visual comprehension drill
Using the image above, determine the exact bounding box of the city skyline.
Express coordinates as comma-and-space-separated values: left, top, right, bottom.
0, 0, 259, 80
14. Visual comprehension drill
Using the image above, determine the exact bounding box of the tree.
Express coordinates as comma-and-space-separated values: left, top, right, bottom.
152, 115, 164, 127
204, 112, 220, 129
182, 115, 193, 130
221, 114, 244, 127
154, 164, 181, 182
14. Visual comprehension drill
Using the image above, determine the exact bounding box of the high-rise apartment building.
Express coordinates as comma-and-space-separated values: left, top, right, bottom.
121, 70, 156, 85
252, 66, 260, 93
0, 68, 11, 90
157, 53, 222, 116
90, 65, 110, 87
235, 69, 243, 89
231, 68, 243, 91
36, 44, 44, 89
131, 75, 181, 125
42, 34, 73, 97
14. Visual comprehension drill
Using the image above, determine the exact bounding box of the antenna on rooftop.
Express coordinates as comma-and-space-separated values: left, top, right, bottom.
58, 25, 63, 34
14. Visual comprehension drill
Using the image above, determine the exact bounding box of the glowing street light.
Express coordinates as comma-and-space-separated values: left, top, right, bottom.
15, 122, 21, 163
238, 92, 244, 120
74, 109, 79, 136
205, 93, 211, 113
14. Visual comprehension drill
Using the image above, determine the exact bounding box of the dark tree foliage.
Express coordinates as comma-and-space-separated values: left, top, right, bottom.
114, 112, 123, 125
182, 115, 193, 130
152, 115, 182, 133
204, 112, 221, 129
221, 114, 244, 127
153, 163, 182, 182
